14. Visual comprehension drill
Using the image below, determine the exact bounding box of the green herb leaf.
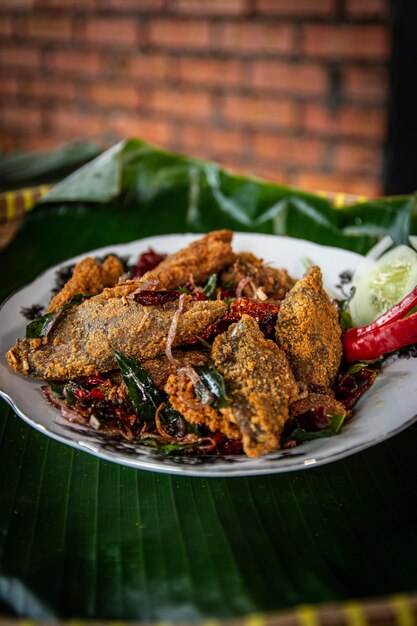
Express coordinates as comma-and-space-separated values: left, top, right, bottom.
26, 313, 55, 339
339, 287, 356, 332
140, 438, 201, 455
192, 362, 229, 409
346, 359, 382, 376
48, 381, 66, 399
25, 293, 91, 339
203, 273, 218, 299
114, 351, 163, 422
289, 413, 345, 443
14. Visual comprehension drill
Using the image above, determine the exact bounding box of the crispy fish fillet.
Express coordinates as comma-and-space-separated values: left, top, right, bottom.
142, 349, 209, 390
275, 266, 342, 393
142, 229, 236, 289
48, 255, 124, 312
6, 296, 227, 380
165, 373, 240, 440
94, 230, 236, 301
212, 315, 299, 457
290, 393, 346, 419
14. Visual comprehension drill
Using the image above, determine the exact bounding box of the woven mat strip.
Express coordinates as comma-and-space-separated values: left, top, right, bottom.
0, 594, 415, 626
0, 185, 52, 222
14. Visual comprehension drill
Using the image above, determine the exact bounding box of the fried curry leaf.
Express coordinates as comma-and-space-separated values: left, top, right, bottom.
25, 293, 91, 339
203, 273, 218, 299
339, 286, 356, 332
114, 351, 162, 423
192, 362, 229, 409
289, 413, 345, 443
346, 359, 382, 375
48, 380, 84, 406
140, 438, 202, 455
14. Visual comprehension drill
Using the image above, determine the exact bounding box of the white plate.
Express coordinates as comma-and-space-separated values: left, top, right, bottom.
1, 232, 416, 477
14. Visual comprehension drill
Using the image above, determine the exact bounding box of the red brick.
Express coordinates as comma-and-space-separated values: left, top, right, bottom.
25, 136, 62, 152
292, 137, 330, 167
0, 0, 34, 10
120, 52, 170, 81
343, 66, 388, 102
248, 163, 290, 184
252, 133, 292, 160
302, 25, 389, 59
174, 0, 250, 15
177, 57, 244, 87
90, 83, 141, 109
345, 0, 389, 18
83, 17, 138, 46
103, 0, 165, 10
109, 112, 172, 145
24, 77, 77, 102
26, 16, 73, 41
251, 61, 327, 96
0, 16, 14, 37
222, 94, 298, 129
48, 50, 101, 76
0, 105, 42, 129
180, 125, 245, 155
0, 76, 19, 98
49, 109, 107, 138
302, 104, 386, 140
253, 133, 328, 167
216, 22, 294, 54
0, 46, 41, 69
293, 171, 381, 197
150, 88, 212, 119
333, 143, 382, 175
34, 0, 96, 8
256, 0, 335, 16
149, 19, 210, 49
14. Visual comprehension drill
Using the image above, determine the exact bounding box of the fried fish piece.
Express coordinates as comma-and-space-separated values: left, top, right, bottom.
212, 315, 299, 457
6, 296, 227, 380
141, 229, 236, 289
165, 372, 240, 440
275, 266, 342, 393
90, 230, 237, 301
47, 255, 124, 313
290, 393, 346, 419
142, 349, 209, 390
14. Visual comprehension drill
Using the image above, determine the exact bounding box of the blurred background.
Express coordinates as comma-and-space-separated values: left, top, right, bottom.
0, 0, 399, 197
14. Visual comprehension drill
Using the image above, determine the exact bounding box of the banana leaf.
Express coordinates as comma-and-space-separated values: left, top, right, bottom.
0, 141, 101, 192
1, 139, 417, 621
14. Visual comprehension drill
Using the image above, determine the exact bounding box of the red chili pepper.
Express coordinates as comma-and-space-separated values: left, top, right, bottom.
87, 388, 104, 400
343, 285, 417, 361
133, 248, 167, 278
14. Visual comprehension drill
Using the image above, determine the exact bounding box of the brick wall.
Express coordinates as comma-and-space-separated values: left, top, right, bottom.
0, 0, 391, 196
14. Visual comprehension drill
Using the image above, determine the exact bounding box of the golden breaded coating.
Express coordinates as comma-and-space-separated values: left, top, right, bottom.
275, 266, 342, 393
142, 349, 209, 390
91, 231, 236, 301
290, 393, 346, 419
212, 315, 299, 457
141, 229, 236, 289
165, 373, 240, 440
221, 252, 295, 300
6, 296, 227, 380
47, 255, 124, 313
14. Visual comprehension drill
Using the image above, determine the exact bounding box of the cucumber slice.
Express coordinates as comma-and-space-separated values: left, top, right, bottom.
349, 245, 417, 327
